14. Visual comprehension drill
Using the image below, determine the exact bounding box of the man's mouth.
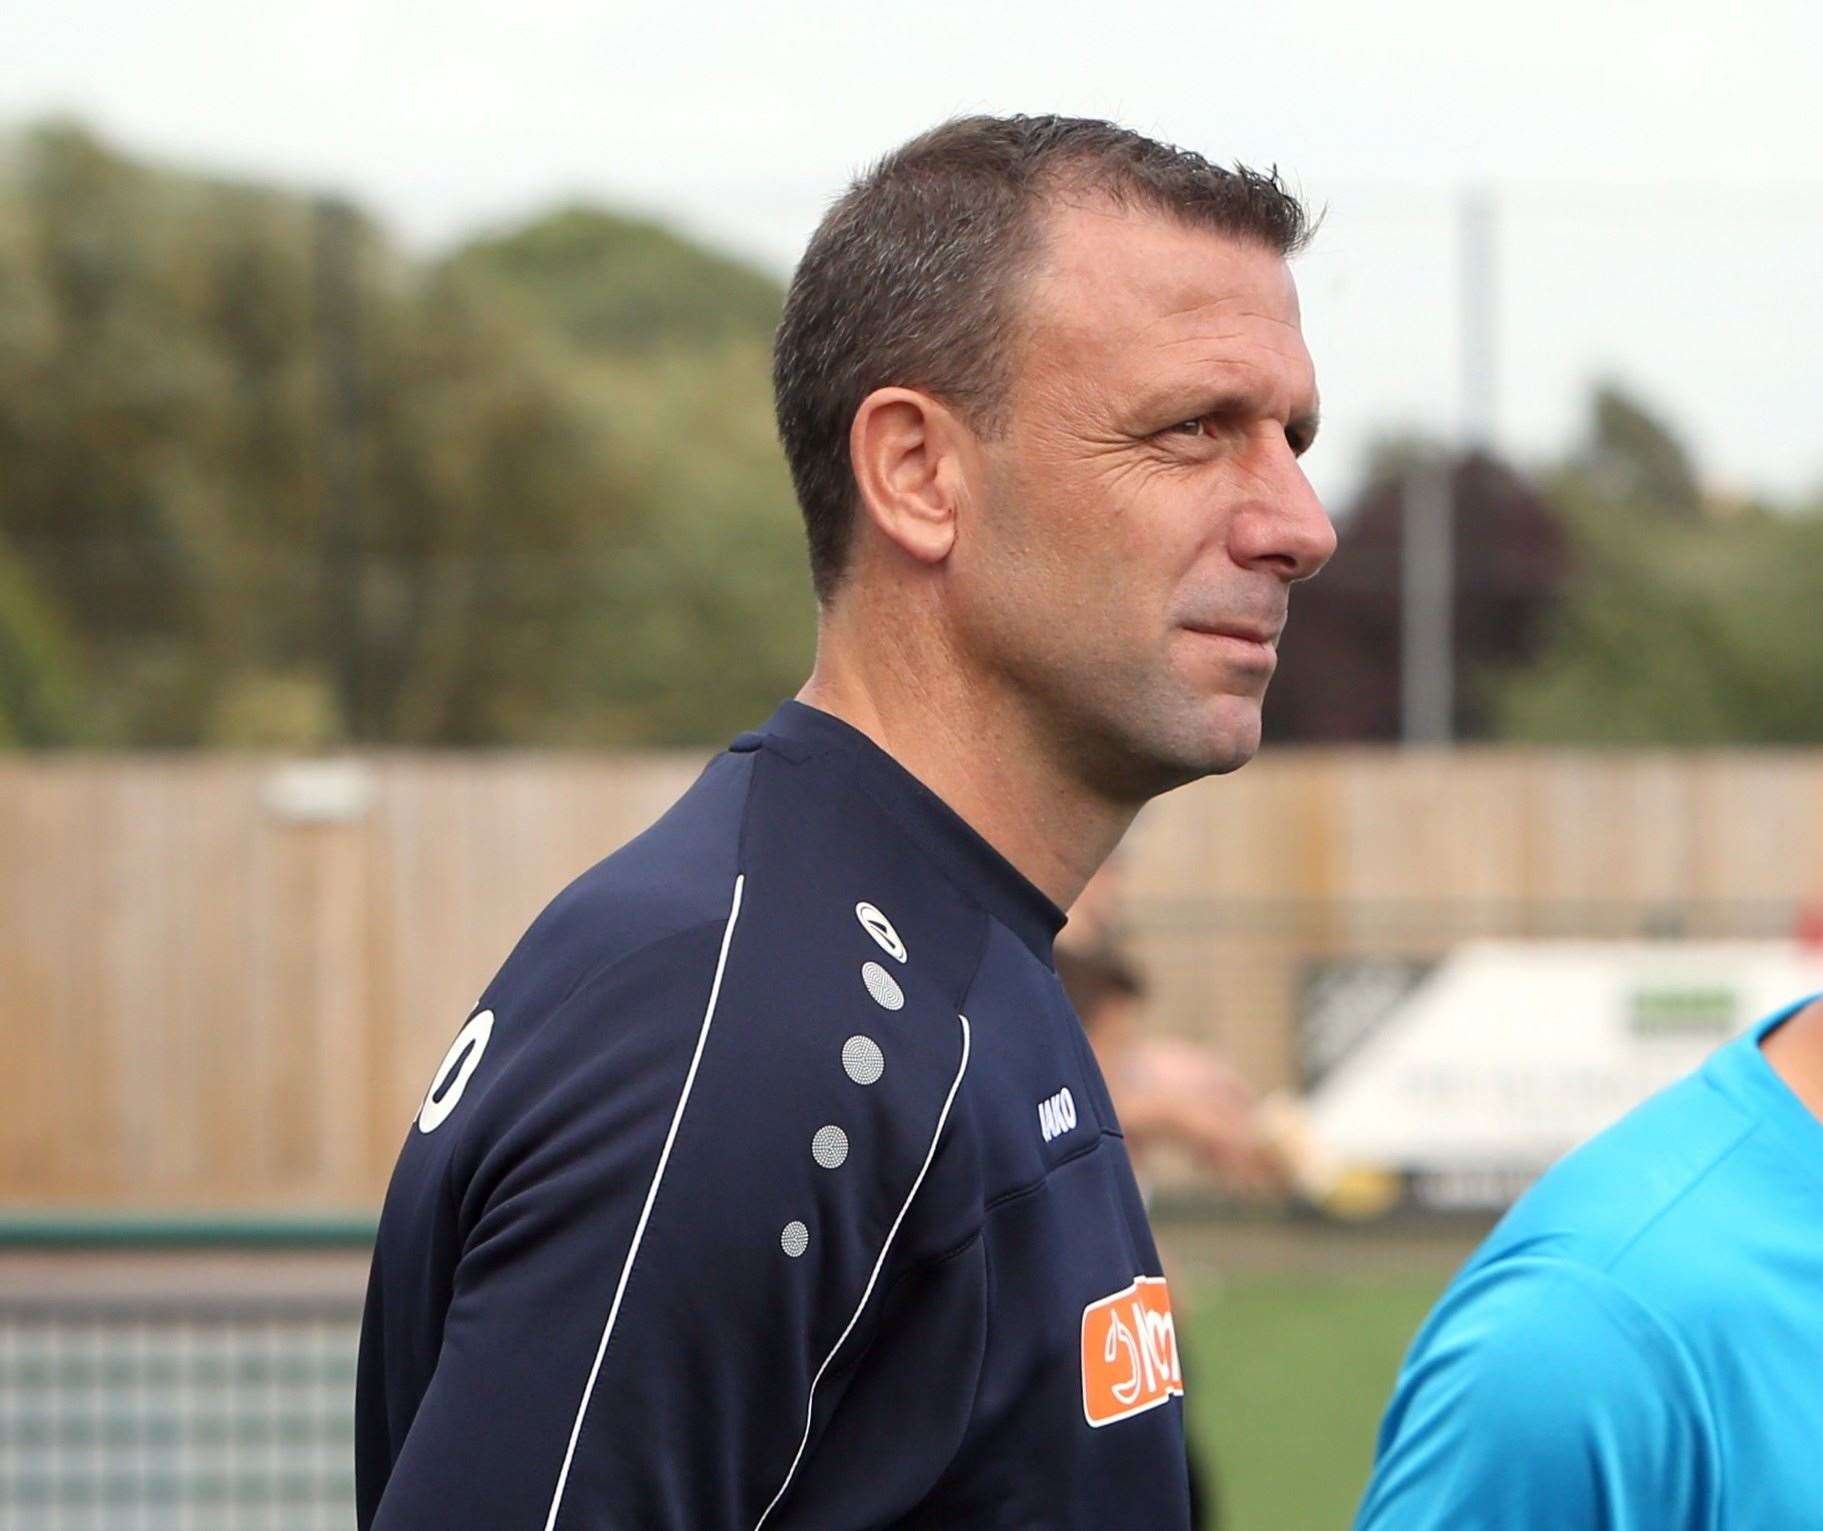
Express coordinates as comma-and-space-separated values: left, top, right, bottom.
1179, 624, 1280, 669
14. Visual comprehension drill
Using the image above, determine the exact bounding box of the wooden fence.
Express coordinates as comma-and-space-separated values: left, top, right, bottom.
4, 748, 1821, 1208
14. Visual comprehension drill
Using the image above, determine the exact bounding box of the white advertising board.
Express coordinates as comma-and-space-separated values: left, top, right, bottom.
1305, 941, 1823, 1210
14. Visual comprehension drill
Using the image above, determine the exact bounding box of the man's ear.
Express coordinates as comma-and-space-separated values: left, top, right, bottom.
848, 387, 971, 570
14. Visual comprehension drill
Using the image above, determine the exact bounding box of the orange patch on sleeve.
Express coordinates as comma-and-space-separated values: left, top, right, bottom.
1080, 1274, 1183, 1428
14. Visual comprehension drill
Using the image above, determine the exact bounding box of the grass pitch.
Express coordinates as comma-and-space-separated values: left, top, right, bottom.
1180, 1273, 1447, 1529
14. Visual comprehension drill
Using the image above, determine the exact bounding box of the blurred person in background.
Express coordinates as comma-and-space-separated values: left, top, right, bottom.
1354, 988, 1823, 1528
358, 112, 1332, 1529
1055, 932, 1286, 1202
1061, 853, 1390, 1212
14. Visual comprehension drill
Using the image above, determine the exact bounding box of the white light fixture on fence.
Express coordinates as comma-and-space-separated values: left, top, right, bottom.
260, 760, 376, 823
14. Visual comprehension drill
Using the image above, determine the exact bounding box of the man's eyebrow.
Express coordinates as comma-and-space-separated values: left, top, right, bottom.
1138, 381, 1322, 444
1136, 383, 1260, 422
1288, 407, 1321, 451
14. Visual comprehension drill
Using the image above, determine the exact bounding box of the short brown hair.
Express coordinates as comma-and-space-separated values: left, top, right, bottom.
1055, 940, 1147, 1029
771, 113, 1315, 603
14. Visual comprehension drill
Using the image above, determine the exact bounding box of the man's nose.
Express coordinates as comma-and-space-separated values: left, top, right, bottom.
1231, 445, 1337, 583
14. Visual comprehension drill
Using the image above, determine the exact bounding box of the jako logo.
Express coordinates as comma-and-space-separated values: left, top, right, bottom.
1081, 1275, 1182, 1428
1037, 1085, 1077, 1143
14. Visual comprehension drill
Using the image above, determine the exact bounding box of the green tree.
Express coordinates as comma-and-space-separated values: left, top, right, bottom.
1567, 382, 1706, 519
0, 122, 662, 746
0, 531, 83, 745
1492, 388, 1823, 743
442, 205, 814, 743
448, 205, 783, 355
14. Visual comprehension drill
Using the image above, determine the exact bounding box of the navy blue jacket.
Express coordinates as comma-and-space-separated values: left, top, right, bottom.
356, 699, 1192, 1528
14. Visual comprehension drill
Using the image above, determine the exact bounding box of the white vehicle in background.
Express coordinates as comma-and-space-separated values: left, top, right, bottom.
1301, 941, 1823, 1213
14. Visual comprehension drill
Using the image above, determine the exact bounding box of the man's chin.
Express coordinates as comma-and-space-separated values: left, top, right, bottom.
1062, 685, 1264, 799
1186, 732, 1260, 781
1127, 701, 1263, 794
1187, 692, 1264, 772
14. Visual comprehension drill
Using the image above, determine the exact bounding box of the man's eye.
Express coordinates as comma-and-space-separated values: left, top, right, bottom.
1165, 417, 1206, 437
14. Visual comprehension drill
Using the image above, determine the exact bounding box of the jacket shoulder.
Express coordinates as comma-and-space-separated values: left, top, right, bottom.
452, 740, 984, 1248
479, 747, 756, 1022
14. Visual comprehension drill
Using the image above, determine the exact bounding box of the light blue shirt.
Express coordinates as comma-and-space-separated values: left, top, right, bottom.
1355, 993, 1823, 1530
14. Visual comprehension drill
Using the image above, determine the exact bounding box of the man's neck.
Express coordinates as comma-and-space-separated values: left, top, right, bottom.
1760, 996, 1823, 1123
796, 623, 1138, 916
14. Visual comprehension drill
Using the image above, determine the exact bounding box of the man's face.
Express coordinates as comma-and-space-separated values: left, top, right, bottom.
954, 197, 1334, 800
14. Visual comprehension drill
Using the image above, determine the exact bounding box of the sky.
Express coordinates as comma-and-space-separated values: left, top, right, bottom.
10, 0, 1823, 508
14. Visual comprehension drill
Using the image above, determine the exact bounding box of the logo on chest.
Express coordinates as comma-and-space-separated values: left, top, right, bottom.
1037, 1085, 1078, 1143
1081, 1275, 1183, 1428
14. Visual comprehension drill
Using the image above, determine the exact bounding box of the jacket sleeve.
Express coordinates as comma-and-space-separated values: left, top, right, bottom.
366, 894, 982, 1530
1352, 1258, 1719, 1531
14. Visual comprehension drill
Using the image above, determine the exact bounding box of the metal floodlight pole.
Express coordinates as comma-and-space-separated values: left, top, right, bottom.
1401, 185, 1497, 746
313, 195, 365, 742
1460, 188, 1498, 451
1400, 457, 1454, 744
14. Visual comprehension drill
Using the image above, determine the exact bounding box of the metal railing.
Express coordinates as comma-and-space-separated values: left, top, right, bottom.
0, 1218, 372, 1530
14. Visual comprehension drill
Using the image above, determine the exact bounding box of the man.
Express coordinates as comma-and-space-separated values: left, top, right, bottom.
357, 112, 1332, 1529
1354, 990, 1823, 1528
